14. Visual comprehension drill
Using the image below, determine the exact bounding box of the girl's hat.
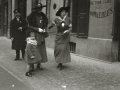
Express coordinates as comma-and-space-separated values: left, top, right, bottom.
56, 7, 70, 16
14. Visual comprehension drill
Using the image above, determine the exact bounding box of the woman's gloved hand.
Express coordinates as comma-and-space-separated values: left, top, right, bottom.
63, 30, 69, 34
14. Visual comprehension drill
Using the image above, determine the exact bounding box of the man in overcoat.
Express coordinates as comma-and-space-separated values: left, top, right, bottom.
27, 3, 48, 70
10, 9, 28, 61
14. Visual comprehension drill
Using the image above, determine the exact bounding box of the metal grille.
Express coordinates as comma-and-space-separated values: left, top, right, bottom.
69, 42, 76, 53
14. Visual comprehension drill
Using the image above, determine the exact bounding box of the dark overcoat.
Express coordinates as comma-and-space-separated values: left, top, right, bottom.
10, 18, 28, 50
24, 43, 42, 64
27, 12, 48, 63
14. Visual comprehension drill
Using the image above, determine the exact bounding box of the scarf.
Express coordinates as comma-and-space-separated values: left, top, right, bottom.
27, 37, 37, 45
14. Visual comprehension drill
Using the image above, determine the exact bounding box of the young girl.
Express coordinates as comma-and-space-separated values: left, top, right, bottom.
48, 7, 72, 70
24, 31, 42, 77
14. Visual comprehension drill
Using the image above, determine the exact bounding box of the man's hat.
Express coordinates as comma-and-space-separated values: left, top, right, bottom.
13, 9, 20, 13
35, 3, 46, 8
56, 7, 70, 16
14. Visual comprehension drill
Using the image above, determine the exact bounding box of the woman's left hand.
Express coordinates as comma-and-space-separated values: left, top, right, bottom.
63, 30, 69, 34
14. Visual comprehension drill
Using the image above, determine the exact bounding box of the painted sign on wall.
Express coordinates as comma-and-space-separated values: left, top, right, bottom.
90, 0, 113, 18
89, 0, 114, 39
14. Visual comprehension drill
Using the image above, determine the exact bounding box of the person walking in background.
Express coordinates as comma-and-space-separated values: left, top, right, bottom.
24, 32, 42, 77
10, 9, 28, 61
27, 3, 49, 70
48, 7, 72, 70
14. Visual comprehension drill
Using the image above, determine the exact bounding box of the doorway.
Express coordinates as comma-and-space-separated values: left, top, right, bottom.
114, 0, 120, 61
72, 0, 90, 37
3, 3, 8, 36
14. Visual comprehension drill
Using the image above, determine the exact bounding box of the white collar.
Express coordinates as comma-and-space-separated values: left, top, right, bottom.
57, 15, 67, 21
27, 38, 37, 45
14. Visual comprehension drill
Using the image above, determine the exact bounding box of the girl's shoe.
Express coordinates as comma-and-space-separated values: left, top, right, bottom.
25, 72, 32, 77
37, 65, 43, 70
31, 71, 35, 75
30, 70, 35, 75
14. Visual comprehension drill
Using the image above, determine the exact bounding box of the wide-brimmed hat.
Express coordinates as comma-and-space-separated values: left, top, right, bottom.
56, 7, 70, 16
35, 3, 46, 8
13, 9, 20, 13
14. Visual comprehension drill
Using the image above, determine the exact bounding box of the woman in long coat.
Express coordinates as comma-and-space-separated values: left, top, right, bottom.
49, 7, 72, 70
27, 3, 48, 70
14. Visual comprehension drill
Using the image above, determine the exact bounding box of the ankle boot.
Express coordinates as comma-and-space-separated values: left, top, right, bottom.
25, 72, 32, 77
37, 65, 43, 70
58, 63, 62, 70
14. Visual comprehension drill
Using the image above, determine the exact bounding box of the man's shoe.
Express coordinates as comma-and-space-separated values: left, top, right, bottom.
58, 66, 62, 70
57, 63, 60, 68
14, 58, 19, 61
25, 72, 32, 77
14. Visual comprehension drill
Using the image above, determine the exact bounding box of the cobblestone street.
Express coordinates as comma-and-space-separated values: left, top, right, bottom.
0, 37, 120, 90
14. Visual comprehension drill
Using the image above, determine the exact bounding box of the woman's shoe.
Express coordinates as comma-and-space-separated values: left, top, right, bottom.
25, 72, 32, 77
14, 58, 19, 61
58, 64, 62, 70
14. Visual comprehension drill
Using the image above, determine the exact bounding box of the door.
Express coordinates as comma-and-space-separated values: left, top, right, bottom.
114, 0, 120, 61
3, 3, 8, 36
72, 0, 90, 37
113, 0, 120, 40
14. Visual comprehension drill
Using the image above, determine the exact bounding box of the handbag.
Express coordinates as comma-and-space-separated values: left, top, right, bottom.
44, 32, 49, 38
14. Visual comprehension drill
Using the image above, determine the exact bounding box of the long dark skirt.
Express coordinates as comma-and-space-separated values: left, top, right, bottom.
37, 41, 48, 63
54, 43, 71, 63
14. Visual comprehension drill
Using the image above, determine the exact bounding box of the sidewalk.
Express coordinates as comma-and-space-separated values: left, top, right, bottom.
0, 65, 34, 90
0, 37, 120, 90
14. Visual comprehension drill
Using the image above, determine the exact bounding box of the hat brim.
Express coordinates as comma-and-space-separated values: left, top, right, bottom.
35, 5, 46, 8
56, 7, 70, 16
